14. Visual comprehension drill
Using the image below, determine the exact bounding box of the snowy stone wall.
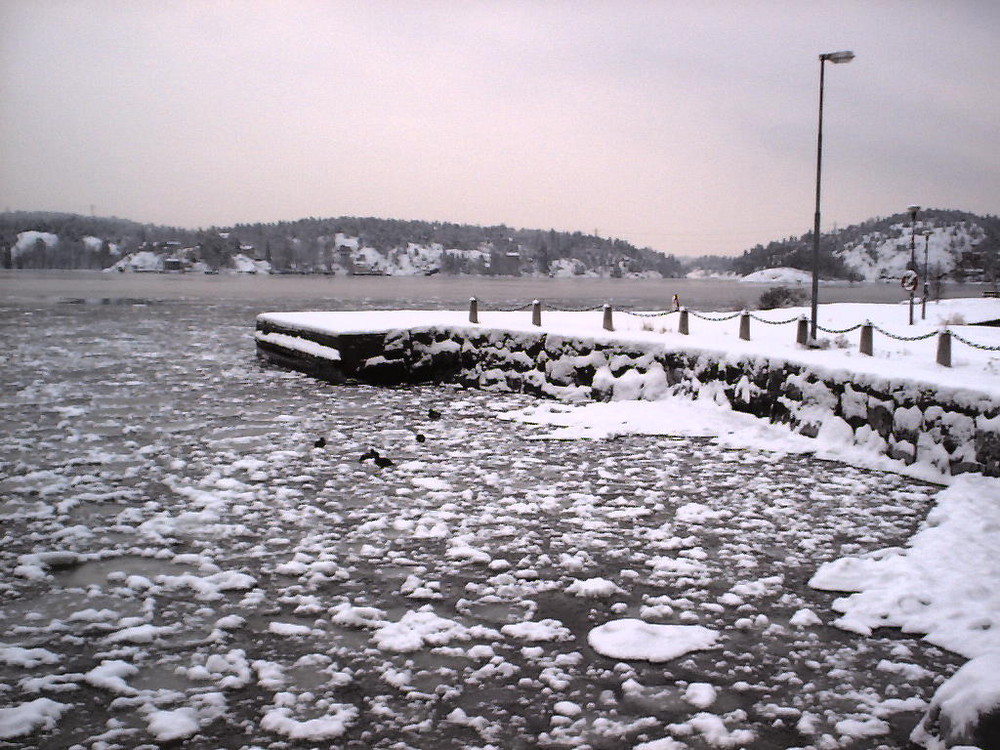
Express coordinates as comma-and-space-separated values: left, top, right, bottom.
255, 320, 1000, 478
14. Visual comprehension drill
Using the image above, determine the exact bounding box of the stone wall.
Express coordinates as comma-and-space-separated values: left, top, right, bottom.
254, 320, 1000, 477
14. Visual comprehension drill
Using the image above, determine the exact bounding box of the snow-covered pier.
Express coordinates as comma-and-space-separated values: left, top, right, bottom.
256, 300, 1000, 478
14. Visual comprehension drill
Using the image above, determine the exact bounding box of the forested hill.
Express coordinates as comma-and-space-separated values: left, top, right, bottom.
725, 209, 1000, 283
0, 212, 683, 278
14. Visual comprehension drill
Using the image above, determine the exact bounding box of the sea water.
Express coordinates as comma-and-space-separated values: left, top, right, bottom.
0, 273, 962, 749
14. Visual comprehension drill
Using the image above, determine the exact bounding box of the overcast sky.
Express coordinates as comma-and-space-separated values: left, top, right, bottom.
1, 1, 997, 256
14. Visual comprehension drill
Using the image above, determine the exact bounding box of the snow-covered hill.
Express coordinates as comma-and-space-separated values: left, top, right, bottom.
836, 219, 987, 282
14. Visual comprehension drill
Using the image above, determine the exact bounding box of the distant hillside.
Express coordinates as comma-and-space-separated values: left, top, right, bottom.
696, 209, 1000, 284
0, 212, 683, 278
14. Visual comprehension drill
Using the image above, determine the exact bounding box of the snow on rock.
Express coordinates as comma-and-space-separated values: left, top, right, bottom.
588, 619, 719, 662
911, 651, 1000, 749
809, 474, 1000, 658
0, 698, 72, 739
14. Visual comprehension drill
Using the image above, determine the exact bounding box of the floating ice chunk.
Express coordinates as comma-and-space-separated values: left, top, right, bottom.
412, 477, 452, 492
667, 711, 755, 747
260, 695, 358, 741
789, 608, 823, 628
684, 682, 717, 709
329, 602, 386, 628
566, 577, 623, 598
446, 542, 492, 565
0, 646, 61, 668
0, 698, 71, 738
146, 707, 199, 742
104, 624, 173, 644
675, 502, 726, 524
501, 619, 573, 643
268, 622, 313, 637
835, 716, 890, 739
553, 700, 583, 717
588, 619, 719, 662
634, 738, 688, 750
84, 660, 138, 694
372, 607, 497, 653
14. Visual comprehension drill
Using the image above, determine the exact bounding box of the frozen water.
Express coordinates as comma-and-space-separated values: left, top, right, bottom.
0, 286, 968, 748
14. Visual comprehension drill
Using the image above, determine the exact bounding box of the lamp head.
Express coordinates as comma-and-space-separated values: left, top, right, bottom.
821, 50, 855, 63
907, 204, 921, 216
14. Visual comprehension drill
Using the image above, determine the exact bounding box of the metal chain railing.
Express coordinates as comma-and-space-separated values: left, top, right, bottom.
949, 330, 1000, 351
688, 310, 743, 322
621, 309, 678, 318
815, 322, 865, 335
748, 312, 801, 326
545, 302, 608, 313
478, 300, 536, 312
870, 325, 937, 342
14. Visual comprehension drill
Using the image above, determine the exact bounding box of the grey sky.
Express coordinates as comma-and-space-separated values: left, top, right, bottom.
1, 1, 997, 255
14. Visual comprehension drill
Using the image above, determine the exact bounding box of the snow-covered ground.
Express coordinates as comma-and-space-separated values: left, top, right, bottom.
1, 293, 998, 748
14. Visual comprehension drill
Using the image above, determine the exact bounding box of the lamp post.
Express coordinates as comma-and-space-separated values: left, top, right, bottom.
921, 230, 931, 319
810, 50, 855, 341
907, 204, 920, 325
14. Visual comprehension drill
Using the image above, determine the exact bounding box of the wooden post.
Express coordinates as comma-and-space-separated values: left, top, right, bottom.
739, 311, 750, 341
937, 329, 951, 367
532, 300, 542, 326
860, 322, 873, 356
678, 308, 689, 335
602, 303, 613, 331
469, 297, 479, 324
796, 316, 808, 346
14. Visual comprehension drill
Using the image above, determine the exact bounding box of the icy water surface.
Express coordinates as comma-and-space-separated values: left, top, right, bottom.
0, 295, 961, 749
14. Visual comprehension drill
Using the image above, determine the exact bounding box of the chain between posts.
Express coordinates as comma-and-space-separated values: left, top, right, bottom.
545, 303, 608, 313
949, 330, 1000, 351
748, 312, 802, 326
687, 310, 743, 322
870, 325, 937, 342
815, 322, 865, 335
621, 309, 678, 318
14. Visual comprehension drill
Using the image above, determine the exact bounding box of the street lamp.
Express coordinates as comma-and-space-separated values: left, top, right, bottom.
810, 50, 855, 341
921, 230, 932, 319
907, 204, 920, 325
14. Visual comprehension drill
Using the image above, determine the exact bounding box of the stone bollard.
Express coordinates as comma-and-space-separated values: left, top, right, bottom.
796, 316, 808, 346
739, 311, 750, 341
860, 321, 873, 356
678, 308, 689, 335
532, 300, 542, 326
937, 329, 952, 367
602, 303, 613, 331
469, 297, 479, 324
